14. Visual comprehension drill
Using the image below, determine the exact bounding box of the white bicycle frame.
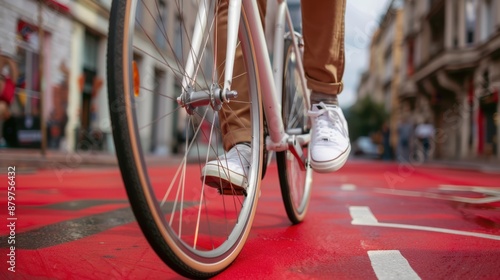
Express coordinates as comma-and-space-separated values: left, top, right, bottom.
182, 0, 310, 161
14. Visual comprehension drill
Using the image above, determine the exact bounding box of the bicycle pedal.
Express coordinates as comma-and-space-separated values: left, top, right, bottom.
218, 186, 247, 196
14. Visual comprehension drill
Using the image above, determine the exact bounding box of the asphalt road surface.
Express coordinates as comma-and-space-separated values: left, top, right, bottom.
1, 159, 499, 279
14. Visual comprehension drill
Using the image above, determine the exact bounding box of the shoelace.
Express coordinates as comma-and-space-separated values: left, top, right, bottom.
308, 102, 346, 143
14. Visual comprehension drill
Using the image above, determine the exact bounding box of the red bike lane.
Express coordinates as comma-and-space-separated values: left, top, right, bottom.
1, 160, 499, 279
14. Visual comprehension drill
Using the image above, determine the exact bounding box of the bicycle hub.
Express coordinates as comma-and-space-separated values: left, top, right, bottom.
177, 85, 238, 115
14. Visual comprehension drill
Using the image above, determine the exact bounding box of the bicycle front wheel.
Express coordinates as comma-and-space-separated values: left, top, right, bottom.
277, 37, 313, 224
107, 0, 263, 278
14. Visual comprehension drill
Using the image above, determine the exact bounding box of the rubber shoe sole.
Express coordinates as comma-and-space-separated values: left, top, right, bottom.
310, 144, 351, 173
202, 164, 247, 196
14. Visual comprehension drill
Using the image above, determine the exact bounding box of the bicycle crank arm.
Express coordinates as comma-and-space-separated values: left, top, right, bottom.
288, 135, 309, 171
267, 133, 310, 171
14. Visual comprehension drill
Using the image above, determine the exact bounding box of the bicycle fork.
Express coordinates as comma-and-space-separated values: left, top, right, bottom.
176, 0, 308, 170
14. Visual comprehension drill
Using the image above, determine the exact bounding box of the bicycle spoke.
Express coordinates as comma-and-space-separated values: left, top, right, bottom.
108, 0, 263, 276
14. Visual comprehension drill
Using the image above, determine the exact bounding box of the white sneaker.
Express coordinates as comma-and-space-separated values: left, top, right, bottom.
308, 102, 350, 173
201, 143, 251, 195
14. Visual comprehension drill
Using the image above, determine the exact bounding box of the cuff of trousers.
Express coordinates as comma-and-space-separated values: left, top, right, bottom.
223, 128, 252, 151
306, 75, 344, 95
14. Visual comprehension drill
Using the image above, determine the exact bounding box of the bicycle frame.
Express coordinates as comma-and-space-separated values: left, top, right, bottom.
107, 1, 315, 274
180, 0, 310, 165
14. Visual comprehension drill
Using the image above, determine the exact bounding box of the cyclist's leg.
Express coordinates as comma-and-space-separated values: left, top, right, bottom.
301, 0, 346, 100
301, 0, 350, 173
217, 0, 267, 151
202, 0, 267, 190
422, 138, 430, 161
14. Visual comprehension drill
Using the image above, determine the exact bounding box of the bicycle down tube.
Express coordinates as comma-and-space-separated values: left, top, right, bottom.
241, 0, 290, 151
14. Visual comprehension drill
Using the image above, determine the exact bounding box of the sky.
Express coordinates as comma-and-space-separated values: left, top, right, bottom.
340, 0, 392, 108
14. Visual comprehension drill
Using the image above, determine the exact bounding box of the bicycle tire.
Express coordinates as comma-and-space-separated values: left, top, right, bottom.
107, 1, 263, 278
276, 36, 313, 224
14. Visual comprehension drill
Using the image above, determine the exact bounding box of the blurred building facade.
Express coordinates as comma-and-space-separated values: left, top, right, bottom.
357, 0, 404, 149
0, 0, 73, 149
358, 0, 500, 161
0, 0, 113, 152
0, 0, 186, 154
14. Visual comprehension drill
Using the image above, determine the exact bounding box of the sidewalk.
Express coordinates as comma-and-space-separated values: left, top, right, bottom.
427, 159, 500, 174
0, 149, 118, 170
2, 148, 499, 173
0, 145, 221, 170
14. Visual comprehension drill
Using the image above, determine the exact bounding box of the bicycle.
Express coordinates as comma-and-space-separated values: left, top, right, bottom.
410, 136, 435, 164
107, 0, 312, 277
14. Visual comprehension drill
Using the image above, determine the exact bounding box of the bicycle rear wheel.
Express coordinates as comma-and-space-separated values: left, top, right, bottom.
276, 36, 313, 224
107, 0, 263, 278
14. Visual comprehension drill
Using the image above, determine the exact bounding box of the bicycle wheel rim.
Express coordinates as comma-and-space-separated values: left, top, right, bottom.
277, 38, 312, 224
107, 0, 263, 277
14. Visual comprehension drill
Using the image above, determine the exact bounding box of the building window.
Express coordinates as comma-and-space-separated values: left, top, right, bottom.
384, 52, 393, 82
384, 88, 392, 112
407, 0, 415, 31
174, 13, 184, 61
150, 68, 165, 153
465, 0, 477, 45
15, 20, 41, 117
155, 0, 168, 50
453, 0, 459, 47
407, 39, 415, 77
79, 32, 100, 150
480, 0, 494, 41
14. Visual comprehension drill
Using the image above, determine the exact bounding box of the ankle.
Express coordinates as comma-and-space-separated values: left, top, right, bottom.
310, 91, 339, 107
234, 142, 251, 149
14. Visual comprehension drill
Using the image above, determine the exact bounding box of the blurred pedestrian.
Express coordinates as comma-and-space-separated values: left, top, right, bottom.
414, 119, 434, 162
0, 101, 19, 148
397, 117, 413, 162
381, 122, 392, 161
0, 54, 19, 147
0, 54, 18, 106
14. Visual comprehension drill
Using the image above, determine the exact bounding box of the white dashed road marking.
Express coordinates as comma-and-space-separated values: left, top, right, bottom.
375, 187, 500, 204
340, 184, 357, 191
349, 206, 378, 224
349, 206, 500, 241
368, 250, 421, 280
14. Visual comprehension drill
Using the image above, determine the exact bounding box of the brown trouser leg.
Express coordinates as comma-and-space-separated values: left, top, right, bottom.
217, 0, 345, 150
302, 0, 346, 95
217, 0, 266, 151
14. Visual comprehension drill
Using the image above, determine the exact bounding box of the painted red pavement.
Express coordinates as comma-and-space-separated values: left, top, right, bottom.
1, 160, 500, 279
